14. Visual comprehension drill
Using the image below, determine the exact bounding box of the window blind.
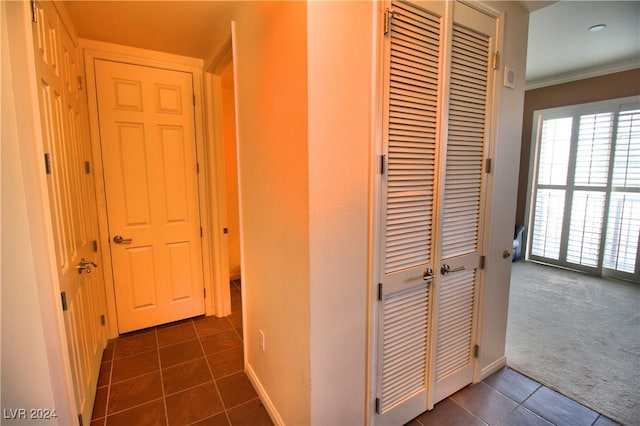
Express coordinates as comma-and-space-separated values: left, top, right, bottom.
529, 101, 640, 280
603, 109, 640, 274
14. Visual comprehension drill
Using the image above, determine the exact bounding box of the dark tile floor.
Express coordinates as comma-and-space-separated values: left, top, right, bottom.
91, 280, 273, 426
93, 281, 620, 426
407, 367, 620, 426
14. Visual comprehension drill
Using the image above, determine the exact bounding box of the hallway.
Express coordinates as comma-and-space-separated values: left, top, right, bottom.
90, 279, 623, 426
90, 281, 272, 426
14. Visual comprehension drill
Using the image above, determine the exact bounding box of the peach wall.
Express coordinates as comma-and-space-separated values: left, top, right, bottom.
307, 1, 374, 424
516, 68, 640, 226
231, 2, 311, 424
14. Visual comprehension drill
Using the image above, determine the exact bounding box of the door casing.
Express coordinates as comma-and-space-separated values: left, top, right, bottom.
82, 39, 221, 338
94, 59, 207, 332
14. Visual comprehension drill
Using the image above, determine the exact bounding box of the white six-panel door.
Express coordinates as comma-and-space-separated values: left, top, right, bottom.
94, 60, 205, 333
31, 2, 108, 424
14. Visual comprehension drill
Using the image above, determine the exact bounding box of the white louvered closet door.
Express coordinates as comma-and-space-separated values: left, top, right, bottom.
375, 1, 444, 424
433, 2, 496, 403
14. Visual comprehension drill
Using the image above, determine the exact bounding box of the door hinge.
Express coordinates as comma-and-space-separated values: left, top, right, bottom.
77, 76, 83, 90
193, 94, 196, 106
44, 153, 52, 174
61, 292, 68, 311
203, 287, 206, 298
485, 158, 492, 174
223, 227, 229, 234
30, 0, 38, 23
377, 283, 383, 301
493, 51, 500, 70
375, 397, 380, 414
379, 155, 386, 175
100, 314, 106, 326
384, 8, 395, 36
479, 255, 486, 270
92, 240, 98, 252
474, 344, 480, 358
200, 227, 203, 237
196, 162, 200, 173
84, 161, 91, 174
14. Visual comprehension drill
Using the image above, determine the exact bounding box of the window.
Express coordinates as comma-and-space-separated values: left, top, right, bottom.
527, 97, 640, 282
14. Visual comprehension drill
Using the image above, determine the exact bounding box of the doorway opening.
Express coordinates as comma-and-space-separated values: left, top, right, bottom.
203, 40, 241, 320
506, 261, 639, 425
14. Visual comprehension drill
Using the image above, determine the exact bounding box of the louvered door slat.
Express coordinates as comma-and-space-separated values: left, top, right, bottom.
391, 87, 438, 102
377, 1, 443, 422
441, 21, 489, 259
377, 0, 496, 419
434, 3, 494, 403
435, 271, 475, 379
384, 0, 440, 274
381, 283, 430, 412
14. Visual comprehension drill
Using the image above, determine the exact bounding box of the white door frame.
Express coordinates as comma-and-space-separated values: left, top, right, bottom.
82, 39, 224, 337
202, 39, 237, 319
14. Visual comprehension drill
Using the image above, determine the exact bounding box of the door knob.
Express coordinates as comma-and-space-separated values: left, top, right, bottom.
77, 258, 98, 274
441, 264, 465, 275
113, 235, 133, 244
423, 267, 434, 281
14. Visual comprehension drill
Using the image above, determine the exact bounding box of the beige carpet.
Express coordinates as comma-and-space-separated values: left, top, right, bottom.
506, 261, 640, 426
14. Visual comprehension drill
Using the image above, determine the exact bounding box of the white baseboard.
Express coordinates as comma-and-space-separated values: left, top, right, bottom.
245, 362, 284, 425
479, 356, 507, 380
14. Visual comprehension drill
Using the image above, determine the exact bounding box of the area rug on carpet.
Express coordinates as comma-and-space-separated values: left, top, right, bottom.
506, 261, 640, 426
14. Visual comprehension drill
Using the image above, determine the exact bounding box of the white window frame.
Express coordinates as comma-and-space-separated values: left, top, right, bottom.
524, 96, 640, 283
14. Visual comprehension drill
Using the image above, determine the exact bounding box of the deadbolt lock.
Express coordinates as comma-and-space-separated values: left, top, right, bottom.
77, 258, 98, 274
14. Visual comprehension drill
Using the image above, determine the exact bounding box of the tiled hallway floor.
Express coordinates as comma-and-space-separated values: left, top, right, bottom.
407, 367, 620, 426
91, 280, 273, 426
93, 280, 620, 426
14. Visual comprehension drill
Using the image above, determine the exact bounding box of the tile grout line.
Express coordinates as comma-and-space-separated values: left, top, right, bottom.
447, 396, 490, 426
154, 327, 171, 426
224, 396, 261, 411
496, 404, 520, 426
502, 367, 605, 422
481, 377, 544, 425
518, 384, 583, 426
95, 282, 271, 426
508, 385, 548, 426
100, 341, 115, 426
196, 320, 233, 426
102, 397, 166, 418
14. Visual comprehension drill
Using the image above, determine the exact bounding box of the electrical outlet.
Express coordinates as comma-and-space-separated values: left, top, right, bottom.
259, 329, 265, 352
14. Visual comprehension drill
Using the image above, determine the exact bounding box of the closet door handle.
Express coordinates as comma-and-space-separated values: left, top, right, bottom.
440, 264, 465, 276
423, 267, 434, 281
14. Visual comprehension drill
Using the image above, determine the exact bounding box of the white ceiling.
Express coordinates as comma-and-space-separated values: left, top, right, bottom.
62, 1, 640, 89
526, 1, 640, 88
